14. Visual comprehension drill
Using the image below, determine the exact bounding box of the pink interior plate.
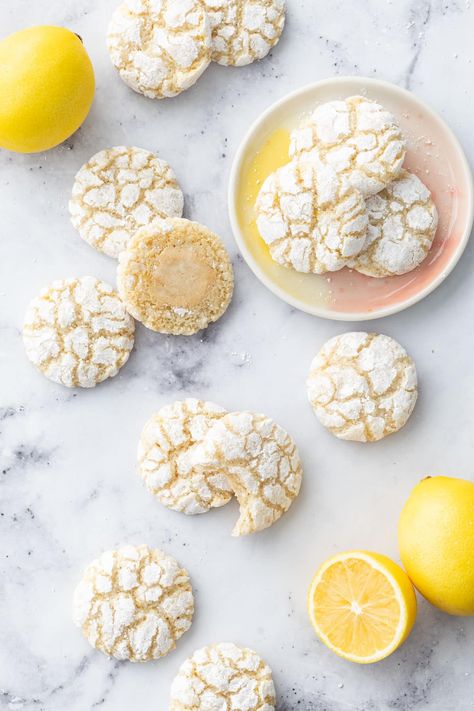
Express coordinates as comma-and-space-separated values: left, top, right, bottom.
228, 77, 474, 320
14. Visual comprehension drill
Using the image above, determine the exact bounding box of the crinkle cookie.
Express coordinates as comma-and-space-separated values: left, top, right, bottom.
69, 146, 184, 258
22, 276, 134, 388
203, 0, 286, 66
349, 170, 438, 277
72, 544, 194, 662
138, 399, 233, 514
307, 332, 418, 443
191, 411, 302, 536
107, 0, 212, 99
170, 642, 276, 710
255, 157, 368, 273
290, 96, 406, 197
117, 218, 234, 335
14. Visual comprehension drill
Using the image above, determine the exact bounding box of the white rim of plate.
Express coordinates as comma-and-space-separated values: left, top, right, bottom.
228, 76, 474, 321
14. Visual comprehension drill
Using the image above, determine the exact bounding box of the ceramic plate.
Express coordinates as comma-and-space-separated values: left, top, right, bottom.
228, 76, 474, 320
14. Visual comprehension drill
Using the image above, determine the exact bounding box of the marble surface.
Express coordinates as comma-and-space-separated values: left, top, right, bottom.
1, 1, 474, 709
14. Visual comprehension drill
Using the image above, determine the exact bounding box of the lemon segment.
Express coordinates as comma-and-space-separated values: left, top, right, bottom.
0, 26, 95, 153
399, 475, 474, 616
308, 551, 417, 664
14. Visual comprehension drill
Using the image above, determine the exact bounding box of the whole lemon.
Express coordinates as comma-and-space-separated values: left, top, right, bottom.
399, 476, 474, 615
0, 26, 95, 153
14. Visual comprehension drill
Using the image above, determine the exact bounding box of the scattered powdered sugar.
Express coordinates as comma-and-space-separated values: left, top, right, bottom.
203, 0, 286, 66
290, 96, 406, 197
69, 146, 184, 258
169, 642, 276, 710
255, 156, 368, 273
22, 276, 135, 388
190, 411, 302, 536
307, 332, 418, 442
107, 0, 212, 99
72, 544, 194, 662
137, 398, 233, 514
349, 170, 438, 277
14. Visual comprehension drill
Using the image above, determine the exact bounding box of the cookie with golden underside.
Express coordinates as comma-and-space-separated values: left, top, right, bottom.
170, 642, 276, 710
138, 399, 233, 514
72, 544, 194, 662
307, 332, 418, 442
107, 0, 211, 99
349, 170, 438, 277
191, 411, 302, 536
117, 218, 234, 335
203, 0, 286, 66
255, 156, 368, 274
69, 146, 184, 258
22, 276, 134, 388
290, 96, 406, 197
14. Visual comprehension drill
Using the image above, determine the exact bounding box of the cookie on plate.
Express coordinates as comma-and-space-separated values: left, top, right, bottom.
23, 276, 134, 388
72, 544, 194, 662
203, 0, 286, 66
117, 218, 234, 335
190, 411, 302, 536
170, 642, 276, 710
69, 146, 184, 258
107, 0, 212, 99
255, 156, 368, 273
290, 96, 406, 197
349, 170, 438, 277
307, 332, 418, 442
138, 399, 233, 514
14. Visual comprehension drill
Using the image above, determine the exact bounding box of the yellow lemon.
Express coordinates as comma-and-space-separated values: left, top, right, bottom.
0, 26, 95, 153
308, 551, 417, 664
399, 476, 474, 616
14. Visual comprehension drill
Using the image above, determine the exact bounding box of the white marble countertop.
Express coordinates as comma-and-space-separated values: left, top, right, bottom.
1, 1, 474, 709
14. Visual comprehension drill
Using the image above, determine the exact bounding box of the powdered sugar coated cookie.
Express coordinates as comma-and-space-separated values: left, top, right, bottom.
290, 96, 406, 197
170, 642, 276, 710
69, 146, 184, 258
72, 544, 194, 662
107, 0, 212, 99
23, 276, 134, 388
307, 332, 418, 442
349, 170, 438, 277
138, 399, 233, 514
203, 0, 285, 66
255, 156, 368, 273
191, 411, 302, 536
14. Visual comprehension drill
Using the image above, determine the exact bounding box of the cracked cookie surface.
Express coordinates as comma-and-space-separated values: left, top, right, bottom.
22, 276, 135, 388
255, 156, 368, 273
349, 170, 438, 277
117, 218, 234, 335
138, 398, 233, 514
307, 332, 418, 442
107, 0, 211, 99
190, 411, 302, 536
203, 0, 285, 66
72, 544, 194, 662
69, 146, 184, 258
290, 96, 406, 197
170, 642, 276, 710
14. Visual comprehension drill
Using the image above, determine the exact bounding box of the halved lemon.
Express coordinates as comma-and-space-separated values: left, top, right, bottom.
308, 551, 417, 664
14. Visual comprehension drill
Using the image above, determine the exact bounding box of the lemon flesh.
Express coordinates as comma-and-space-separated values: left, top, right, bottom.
399, 475, 474, 616
308, 551, 417, 664
0, 26, 95, 153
